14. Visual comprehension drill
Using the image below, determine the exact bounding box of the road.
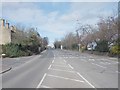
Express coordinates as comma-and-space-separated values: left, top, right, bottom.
2, 49, 118, 88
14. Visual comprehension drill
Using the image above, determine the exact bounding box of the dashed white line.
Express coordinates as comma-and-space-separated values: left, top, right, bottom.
92, 63, 106, 68
48, 64, 52, 70
76, 72, 95, 88
100, 62, 111, 65
37, 73, 47, 88
47, 74, 84, 83
89, 59, 95, 61
68, 64, 74, 69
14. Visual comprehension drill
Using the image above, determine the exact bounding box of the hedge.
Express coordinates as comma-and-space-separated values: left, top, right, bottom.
2, 43, 42, 58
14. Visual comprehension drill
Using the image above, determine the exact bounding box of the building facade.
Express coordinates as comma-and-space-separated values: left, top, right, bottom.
0, 19, 15, 45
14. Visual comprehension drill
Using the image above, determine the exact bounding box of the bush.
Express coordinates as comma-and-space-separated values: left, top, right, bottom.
80, 46, 86, 52
72, 43, 78, 50
95, 40, 109, 52
109, 45, 120, 55
2, 43, 40, 58
2, 43, 27, 57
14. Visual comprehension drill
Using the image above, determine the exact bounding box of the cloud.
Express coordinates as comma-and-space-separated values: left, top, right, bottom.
0, 3, 2, 18
2, 2, 118, 46
69, 2, 117, 24
1, 0, 119, 2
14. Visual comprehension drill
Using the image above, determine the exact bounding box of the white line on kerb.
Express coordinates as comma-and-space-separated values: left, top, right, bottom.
48, 64, 52, 70
68, 64, 74, 69
47, 74, 84, 83
92, 63, 106, 68
37, 73, 47, 88
77, 72, 95, 88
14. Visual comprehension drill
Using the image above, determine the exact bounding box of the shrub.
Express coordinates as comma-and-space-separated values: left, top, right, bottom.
80, 45, 86, 52
95, 40, 109, 52
2, 43, 40, 57
72, 43, 78, 50
2, 43, 20, 57
109, 45, 120, 55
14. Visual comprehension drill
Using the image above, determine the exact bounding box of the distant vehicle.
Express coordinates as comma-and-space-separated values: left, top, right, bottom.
87, 47, 92, 50
87, 41, 97, 51
87, 43, 92, 51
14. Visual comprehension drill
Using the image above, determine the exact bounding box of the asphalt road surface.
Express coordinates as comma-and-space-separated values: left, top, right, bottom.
2, 49, 119, 88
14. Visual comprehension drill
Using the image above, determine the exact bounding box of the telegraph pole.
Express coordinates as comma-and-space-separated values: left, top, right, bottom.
76, 29, 80, 51
76, 19, 81, 52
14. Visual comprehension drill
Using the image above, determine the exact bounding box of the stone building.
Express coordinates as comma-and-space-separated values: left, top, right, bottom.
0, 19, 15, 45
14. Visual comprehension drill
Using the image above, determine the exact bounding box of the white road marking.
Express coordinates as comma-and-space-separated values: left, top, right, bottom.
52, 65, 68, 67
68, 64, 74, 69
48, 64, 52, 70
77, 72, 95, 88
112, 62, 119, 64
52, 60, 54, 63
81, 59, 87, 62
63, 60, 66, 63
92, 63, 106, 68
100, 62, 111, 65
49, 68, 75, 73
37, 73, 47, 88
40, 85, 52, 88
52, 62, 66, 65
47, 74, 84, 83
89, 59, 95, 61
109, 58, 117, 60
116, 71, 120, 73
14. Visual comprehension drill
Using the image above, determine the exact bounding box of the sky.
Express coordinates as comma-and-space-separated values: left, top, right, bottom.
1, 1, 118, 47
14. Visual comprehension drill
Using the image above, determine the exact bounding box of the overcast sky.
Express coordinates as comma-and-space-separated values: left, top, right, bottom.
1, 1, 118, 46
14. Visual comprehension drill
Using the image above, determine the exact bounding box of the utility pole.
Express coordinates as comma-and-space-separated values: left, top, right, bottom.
76, 19, 81, 52
76, 29, 80, 51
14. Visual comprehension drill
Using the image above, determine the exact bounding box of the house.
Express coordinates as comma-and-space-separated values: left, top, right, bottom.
0, 19, 16, 45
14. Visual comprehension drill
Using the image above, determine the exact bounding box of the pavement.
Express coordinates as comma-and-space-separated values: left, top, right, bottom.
0, 55, 38, 74
2, 49, 119, 88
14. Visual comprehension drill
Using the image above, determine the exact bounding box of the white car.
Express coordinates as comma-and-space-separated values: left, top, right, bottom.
87, 47, 92, 50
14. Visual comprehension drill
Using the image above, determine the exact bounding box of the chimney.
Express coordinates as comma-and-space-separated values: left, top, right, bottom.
1, 19, 5, 27
6, 21, 9, 29
10, 26, 14, 31
10, 25, 16, 32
